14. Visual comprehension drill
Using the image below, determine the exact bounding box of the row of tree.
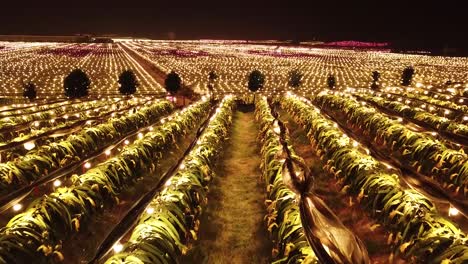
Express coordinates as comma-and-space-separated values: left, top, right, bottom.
23, 69, 183, 100
212, 66, 415, 94
23, 66, 416, 100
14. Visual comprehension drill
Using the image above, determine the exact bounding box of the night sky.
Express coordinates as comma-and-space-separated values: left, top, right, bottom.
0, 3, 466, 49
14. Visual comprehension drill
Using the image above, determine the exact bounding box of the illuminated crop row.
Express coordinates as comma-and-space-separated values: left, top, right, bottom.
280, 93, 468, 263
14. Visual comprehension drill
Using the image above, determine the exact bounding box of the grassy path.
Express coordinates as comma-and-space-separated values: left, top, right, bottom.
181, 109, 271, 264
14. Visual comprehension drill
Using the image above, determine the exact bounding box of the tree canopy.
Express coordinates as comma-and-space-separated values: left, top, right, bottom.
248, 70, 265, 92
118, 70, 139, 95
23, 82, 37, 100
327, 74, 336, 89
401, 66, 415, 86
64, 69, 91, 98
164, 71, 182, 95
208, 70, 218, 82
288, 69, 303, 88
371, 71, 380, 90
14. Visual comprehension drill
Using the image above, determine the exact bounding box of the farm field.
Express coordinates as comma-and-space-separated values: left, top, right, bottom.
0, 40, 467, 264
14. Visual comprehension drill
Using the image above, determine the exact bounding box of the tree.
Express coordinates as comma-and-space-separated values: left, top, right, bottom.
118, 70, 139, 95
371, 71, 380, 90
401, 66, 415, 86
372, 71, 380, 83
208, 70, 218, 83
64, 69, 91, 98
22, 82, 37, 100
248, 70, 265, 92
207, 70, 218, 96
327, 74, 336, 89
164, 71, 182, 95
288, 69, 303, 88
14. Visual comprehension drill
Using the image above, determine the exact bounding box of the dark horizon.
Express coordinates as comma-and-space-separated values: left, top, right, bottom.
1, 5, 466, 49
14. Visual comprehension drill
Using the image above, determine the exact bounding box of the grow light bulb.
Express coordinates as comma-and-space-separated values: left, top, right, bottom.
449, 206, 459, 217
24, 141, 36, 150
13, 204, 22, 211
165, 179, 172, 186
273, 125, 281, 134
53, 180, 61, 187
113, 242, 124, 253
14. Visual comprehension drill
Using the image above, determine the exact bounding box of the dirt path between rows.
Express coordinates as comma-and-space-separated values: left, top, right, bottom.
181, 109, 272, 264
118, 43, 167, 86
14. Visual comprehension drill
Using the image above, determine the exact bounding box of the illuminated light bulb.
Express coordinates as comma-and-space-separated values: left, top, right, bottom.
113, 243, 124, 253
84, 162, 91, 169
138, 133, 143, 139
431, 132, 437, 136
13, 204, 22, 211
149, 126, 153, 131
105, 150, 111, 156
24, 141, 36, 150
53, 180, 61, 187
179, 163, 185, 170
146, 207, 155, 214
448, 206, 459, 216
352, 141, 359, 147
383, 162, 393, 169
397, 117, 403, 122
165, 179, 172, 186
273, 125, 281, 134
444, 110, 450, 115
464, 116, 468, 121
34, 121, 40, 127
124, 139, 130, 145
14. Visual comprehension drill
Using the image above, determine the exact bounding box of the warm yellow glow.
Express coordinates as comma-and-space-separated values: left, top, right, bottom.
24, 141, 36, 150
13, 204, 22, 211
